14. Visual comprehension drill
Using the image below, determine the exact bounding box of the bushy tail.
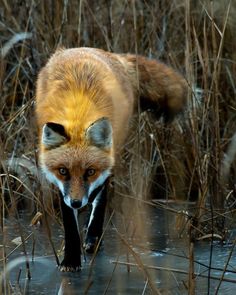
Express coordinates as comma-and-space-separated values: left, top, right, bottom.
122, 54, 188, 122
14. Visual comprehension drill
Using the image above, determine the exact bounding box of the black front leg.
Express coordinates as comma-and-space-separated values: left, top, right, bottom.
84, 184, 108, 253
59, 196, 81, 272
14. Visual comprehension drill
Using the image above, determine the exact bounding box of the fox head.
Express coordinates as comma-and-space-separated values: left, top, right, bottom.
39, 117, 114, 209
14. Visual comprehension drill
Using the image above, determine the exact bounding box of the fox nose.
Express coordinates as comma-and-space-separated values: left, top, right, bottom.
70, 199, 82, 209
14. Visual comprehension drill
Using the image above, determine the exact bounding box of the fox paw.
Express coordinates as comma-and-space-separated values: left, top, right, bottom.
84, 236, 100, 254
59, 258, 81, 272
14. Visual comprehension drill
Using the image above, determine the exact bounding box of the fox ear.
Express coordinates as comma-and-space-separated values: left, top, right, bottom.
42, 122, 68, 148
86, 117, 112, 149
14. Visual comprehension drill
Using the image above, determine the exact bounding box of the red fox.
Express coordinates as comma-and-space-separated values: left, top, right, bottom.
35, 47, 187, 271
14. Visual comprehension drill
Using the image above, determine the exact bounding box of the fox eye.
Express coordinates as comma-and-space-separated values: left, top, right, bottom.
58, 167, 69, 176
86, 168, 96, 177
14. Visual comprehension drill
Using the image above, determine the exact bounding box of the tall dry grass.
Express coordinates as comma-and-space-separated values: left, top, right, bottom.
0, 0, 236, 294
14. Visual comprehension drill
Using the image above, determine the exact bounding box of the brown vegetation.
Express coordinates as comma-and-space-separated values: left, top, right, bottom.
0, 1, 235, 294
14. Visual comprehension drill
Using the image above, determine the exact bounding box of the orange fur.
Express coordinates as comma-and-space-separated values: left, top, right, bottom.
36, 47, 187, 200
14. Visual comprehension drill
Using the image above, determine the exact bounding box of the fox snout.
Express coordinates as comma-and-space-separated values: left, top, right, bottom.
64, 179, 107, 209
63, 193, 88, 209
61, 170, 111, 209
70, 199, 83, 209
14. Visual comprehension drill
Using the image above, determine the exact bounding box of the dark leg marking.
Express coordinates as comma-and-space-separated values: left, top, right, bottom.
84, 184, 108, 253
59, 195, 81, 272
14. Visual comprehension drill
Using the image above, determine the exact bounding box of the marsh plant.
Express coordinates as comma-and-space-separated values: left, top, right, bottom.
0, 1, 235, 294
